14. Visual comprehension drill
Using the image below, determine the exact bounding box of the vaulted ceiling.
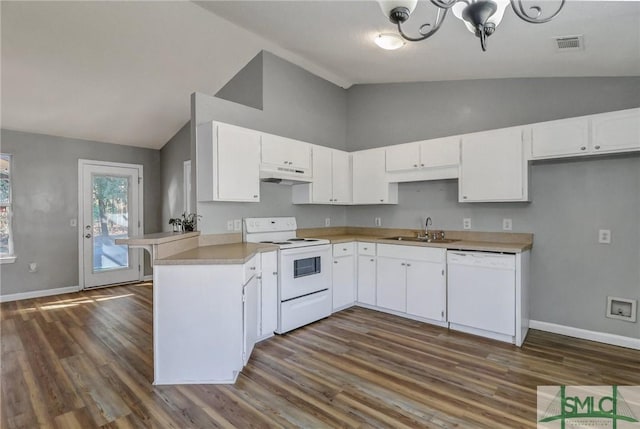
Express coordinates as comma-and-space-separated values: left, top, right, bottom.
2, 1, 639, 149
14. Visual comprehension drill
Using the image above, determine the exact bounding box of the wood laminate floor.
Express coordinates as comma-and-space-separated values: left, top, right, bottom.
1, 282, 639, 428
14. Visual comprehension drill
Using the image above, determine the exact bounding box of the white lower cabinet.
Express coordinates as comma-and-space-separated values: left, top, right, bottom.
242, 274, 259, 366
258, 251, 278, 340
332, 243, 356, 311
406, 260, 446, 322
376, 244, 447, 321
376, 256, 407, 312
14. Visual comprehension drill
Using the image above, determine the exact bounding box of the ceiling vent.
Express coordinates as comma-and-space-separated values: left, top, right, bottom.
553, 35, 584, 52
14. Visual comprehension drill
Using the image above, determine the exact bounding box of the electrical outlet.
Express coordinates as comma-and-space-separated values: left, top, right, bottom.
325, 218, 331, 227
463, 218, 471, 230
502, 218, 512, 231
28, 262, 37, 273
598, 229, 611, 244
374, 217, 382, 227
226, 220, 234, 231
233, 219, 241, 231
70, 218, 77, 227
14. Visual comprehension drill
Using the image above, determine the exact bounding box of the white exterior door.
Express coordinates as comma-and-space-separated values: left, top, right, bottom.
79, 160, 143, 289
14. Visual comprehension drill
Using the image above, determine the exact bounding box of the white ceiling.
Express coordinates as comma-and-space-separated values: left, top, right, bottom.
2, 1, 639, 149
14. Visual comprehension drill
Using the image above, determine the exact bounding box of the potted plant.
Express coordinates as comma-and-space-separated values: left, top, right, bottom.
169, 212, 201, 232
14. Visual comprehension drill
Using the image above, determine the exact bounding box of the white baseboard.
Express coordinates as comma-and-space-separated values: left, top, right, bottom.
529, 320, 640, 350
0, 285, 80, 303
143, 275, 153, 281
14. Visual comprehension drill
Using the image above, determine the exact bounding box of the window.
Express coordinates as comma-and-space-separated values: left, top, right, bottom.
0, 154, 15, 262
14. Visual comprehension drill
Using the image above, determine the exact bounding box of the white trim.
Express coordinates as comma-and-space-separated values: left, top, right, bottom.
0, 256, 16, 264
529, 320, 640, 350
183, 160, 192, 213
143, 275, 153, 282
0, 285, 80, 303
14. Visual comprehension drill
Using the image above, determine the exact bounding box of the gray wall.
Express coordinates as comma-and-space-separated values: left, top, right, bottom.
346, 77, 640, 338
215, 51, 264, 111
0, 129, 161, 296
347, 77, 640, 151
192, 51, 348, 234
160, 122, 191, 230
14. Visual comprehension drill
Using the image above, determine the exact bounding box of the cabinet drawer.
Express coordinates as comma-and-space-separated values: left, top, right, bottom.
243, 255, 259, 285
333, 242, 355, 257
377, 244, 445, 263
357, 242, 376, 256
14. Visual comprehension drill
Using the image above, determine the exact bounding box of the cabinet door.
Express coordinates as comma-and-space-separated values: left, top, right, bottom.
591, 108, 640, 154
406, 261, 446, 321
261, 134, 311, 169
243, 275, 259, 365
332, 255, 355, 311
352, 149, 398, 204
459, 127, 527, 202
530, 117, 590, 159
386, 143, 420, 172
376, 257, 406, 312
331, 150, 352, 204
259, 251, 278, 337
311, 145, 333, 204
218, 125, 261, 201
357, 255, 376, 305
419, 137, 460, 168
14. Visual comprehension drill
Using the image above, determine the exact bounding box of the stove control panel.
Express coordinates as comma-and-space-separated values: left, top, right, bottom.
244, 217, 297, 233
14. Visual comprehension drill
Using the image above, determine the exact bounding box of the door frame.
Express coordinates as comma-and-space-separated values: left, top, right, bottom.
78, 159, 144, 290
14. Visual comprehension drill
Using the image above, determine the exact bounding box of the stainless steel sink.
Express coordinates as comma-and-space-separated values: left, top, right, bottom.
382, 236, 460, 244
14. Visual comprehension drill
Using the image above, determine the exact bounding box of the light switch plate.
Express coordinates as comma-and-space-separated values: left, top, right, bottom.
463, 218, 471, 230
226, 220, 234, 231
374, 217, 382, 227
325, 218, 330, 227
233, 219, 241, 231
598, 229, 611, 244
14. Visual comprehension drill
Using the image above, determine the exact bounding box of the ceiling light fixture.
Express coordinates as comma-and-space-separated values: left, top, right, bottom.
378, 0, 565, 52
374, 33, 406, 50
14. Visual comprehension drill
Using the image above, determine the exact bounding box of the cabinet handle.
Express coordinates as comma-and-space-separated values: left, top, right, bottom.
420, 163, 425, 167
283, 161, 288, 164
363, 247, 368, 250
380, 199, 384, 202
370, 258, 374, 262
413, 164, 418, 168
334, 260, 338, 264
406, 263, 411, 267
250, 266, 256, 271
343, 248, 347, 251
594, 145, 601, 150
253, 195, 258, 198
463, 196, 468, 199
401, 262, 406, 266
273, 271, 278, 276
580, 146, 586, 151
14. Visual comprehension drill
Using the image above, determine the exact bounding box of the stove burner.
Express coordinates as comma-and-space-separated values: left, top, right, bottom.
259, 240, 274, 243
304, 239, 319, 241
288, 238, 306, 241
273, 241, 292, 245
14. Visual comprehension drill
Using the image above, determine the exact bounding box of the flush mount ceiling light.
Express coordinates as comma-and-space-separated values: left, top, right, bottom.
378, 0, 565, 51
374, 32, 406, 50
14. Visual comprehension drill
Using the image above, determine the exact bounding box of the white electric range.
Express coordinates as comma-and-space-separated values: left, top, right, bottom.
243, 217, 332, 334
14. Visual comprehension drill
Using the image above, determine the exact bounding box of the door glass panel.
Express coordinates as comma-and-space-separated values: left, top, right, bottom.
92, 175, 130, 272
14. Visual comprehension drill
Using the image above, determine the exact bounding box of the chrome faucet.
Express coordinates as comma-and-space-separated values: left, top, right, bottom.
425, 217, 432, 237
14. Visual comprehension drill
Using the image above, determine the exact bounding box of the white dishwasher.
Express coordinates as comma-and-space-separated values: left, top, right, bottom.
447, 251, 516, 337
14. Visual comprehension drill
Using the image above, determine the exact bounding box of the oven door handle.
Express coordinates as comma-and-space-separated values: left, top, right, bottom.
279, 244, 331, 256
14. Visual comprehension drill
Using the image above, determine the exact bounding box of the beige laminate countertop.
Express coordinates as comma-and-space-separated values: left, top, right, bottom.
154, 242, 279, 265
315, 234, 532, 253
116, 231, 200, 246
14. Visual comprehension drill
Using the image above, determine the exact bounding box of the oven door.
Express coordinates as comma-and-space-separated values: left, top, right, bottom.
279, 244, 331, 301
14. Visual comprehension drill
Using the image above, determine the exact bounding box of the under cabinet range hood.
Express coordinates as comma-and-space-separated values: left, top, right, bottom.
259, 165, 312, 185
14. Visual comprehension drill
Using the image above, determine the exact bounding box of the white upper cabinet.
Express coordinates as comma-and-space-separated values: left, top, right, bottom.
292, 145, 352, 204
352, 148, 398, 205
197, 121, 261, 202
530, 117, 590, 159
386, 142, 421, 171
591, 108, 640, 154
419, 136, 460, 168
459, 126, 528, 202
530, 108, 640, 160
261, 133, 312, 170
